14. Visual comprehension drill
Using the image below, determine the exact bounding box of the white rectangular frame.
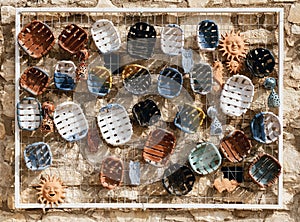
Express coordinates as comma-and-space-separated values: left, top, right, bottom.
15, 7, 284, 209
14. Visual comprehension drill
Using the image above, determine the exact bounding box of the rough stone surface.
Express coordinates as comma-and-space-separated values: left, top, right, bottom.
288, 3, 300, 24
291, 24, 300, 34
230, 0, 267, 5
265, 212, 295, 222
42, 212, 96, 222
187, 0, 209, 7
1, 6, 15, 24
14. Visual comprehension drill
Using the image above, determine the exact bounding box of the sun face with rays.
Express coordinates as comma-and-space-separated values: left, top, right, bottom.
219, 30, 248, 61
36, 175, 66, 207
226, 59, 243, 74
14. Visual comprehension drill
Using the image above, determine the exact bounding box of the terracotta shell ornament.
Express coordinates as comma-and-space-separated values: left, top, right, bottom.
36, 175, 66, 207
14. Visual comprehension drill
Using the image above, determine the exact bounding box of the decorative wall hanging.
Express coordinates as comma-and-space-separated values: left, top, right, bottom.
161, 24, 184, 56
54, 61, 77, 91
132, 99, 161, 126
181, 49, 194, 73
87, 66, 112, 96
197, 20, 219, 51
189, 63, 213, 95
263, 77, 280, 108
41, 101, 55, 133
100, 156, 124, 190
158, 67, 183, 99
24, 142, 52, 171
207, 106, 223, 136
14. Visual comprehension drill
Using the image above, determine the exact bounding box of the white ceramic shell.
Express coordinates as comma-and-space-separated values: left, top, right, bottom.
53, 101, 88, 142
262, 112, 281, 143
97, 104, 133, 146
189, 62, 213, 95
161, 24, 184, 56
17, 97, 42, 131
55, 61, 76, 78
220, 75, 254, 117
91, 19, 121, 54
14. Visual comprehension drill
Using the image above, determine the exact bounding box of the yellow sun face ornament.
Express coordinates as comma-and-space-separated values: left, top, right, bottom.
36, 175, 66, 207
219, 30, 248, 61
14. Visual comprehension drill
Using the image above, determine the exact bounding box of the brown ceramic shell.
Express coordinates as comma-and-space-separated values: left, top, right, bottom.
17, 20, 55, 59
219, 130, 251, 162
100, 157, 124, 190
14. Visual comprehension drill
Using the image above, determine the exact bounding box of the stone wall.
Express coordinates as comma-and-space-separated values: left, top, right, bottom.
0, 0, 300, 221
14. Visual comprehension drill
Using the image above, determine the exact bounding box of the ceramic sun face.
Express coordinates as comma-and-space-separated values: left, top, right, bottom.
219, 30, 248, 61
36, 175, 66, 207
226, 59, 243, 74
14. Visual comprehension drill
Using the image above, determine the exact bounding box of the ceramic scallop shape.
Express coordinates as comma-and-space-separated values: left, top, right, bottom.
97, 104, 133, 146
88, 66, 112, 96
100, 156, 124, 190
132, 99, 161, 126
250, 111, 281, 144
53, 102, 88, 142
17, 97, 42, 131
54, 61, 76, 91
91, 19, 121, 54
161, 24, 184, 56
24, 142, 52, 171
220, 74, 254, 117
190, 63, 213, 95
158, 67, 183, 99
197, 20, 219, 51
188, 142, 222, 175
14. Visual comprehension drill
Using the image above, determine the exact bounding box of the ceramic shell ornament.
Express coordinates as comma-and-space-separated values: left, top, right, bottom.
174, 104, 206, 134
189, 63, 213, 95
158, 67, 183, 99
248, 153, 281, 187
100, 157, 124, 190
54, 61, 76, 91
197, 20, 219, 51
97, 104, 133, 146
127, 22, 156, 59
143, 129, 176, 167
219, 130, 251, 162
246, 48, 275, 78
250, 112, 281, 144
58, 24, 88, 54
91, 19, 121, 54
220, 75, 254, 117
132, 99, 161, 126
161, 24, 184, 56
24, 142, 52, 171
36, 175, 66, 207
17, 20, 55, 59
87, 66, 112, 96
17, 97, 42, 131
122, 64, 151, 95
20, 67, 50, 96
53, 102, 88, 142
188, 142, 222, 175
162, 164, 195, 196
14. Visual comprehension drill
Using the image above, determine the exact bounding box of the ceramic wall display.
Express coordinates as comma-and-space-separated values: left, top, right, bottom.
127, 22, 156, 59
91, 19, 121, 54
197, 20, 219, 51
158, 67, 183, 99
219, 130, 251, 163
143, 129, 176, 167
53, 101, 88, 142
58, 24, 88, 54
97, 104, 133, 146
248, 153, 281, 187
162, 164, 195, 196
54, 61, 77, 91
181, 49, 194, 73
263, 77, 280, 108
132, 99, 161, 126
17, 20, 55, 59
189, 63, 213, 95
161, 24, 184, 56
250, 111, 281, 144
220, 74, 254, 117
100, 156, 124, 190
174, 104, 205, 134
121, 64, 151, 95
20, 67, 50, 96
17, 97, 42, 131
188, 142, 222, 175
129, 161, 140, 185
87, 66, 112, 96
246, 48, 275, 78
24, 142, 52, 171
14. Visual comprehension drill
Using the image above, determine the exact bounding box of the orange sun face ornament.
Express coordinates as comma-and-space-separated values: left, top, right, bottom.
36, 175, 67, 207
219, 30, 248, 61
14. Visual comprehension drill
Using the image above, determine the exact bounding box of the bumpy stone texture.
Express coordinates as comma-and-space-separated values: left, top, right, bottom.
288, 3, 300, 24
230, 0, 267, 4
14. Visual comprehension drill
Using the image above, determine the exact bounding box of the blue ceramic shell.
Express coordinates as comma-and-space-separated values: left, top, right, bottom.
188, 142, 222, 175
197, 20, 219, 51
87, 66, 112, 96
190, 63, 213, 95
158, 67, 183, 99
54, 61, 76, 91
24, 142, 52, 171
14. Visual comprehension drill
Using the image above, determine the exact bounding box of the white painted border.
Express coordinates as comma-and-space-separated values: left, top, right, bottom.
15, 7, 284, 209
